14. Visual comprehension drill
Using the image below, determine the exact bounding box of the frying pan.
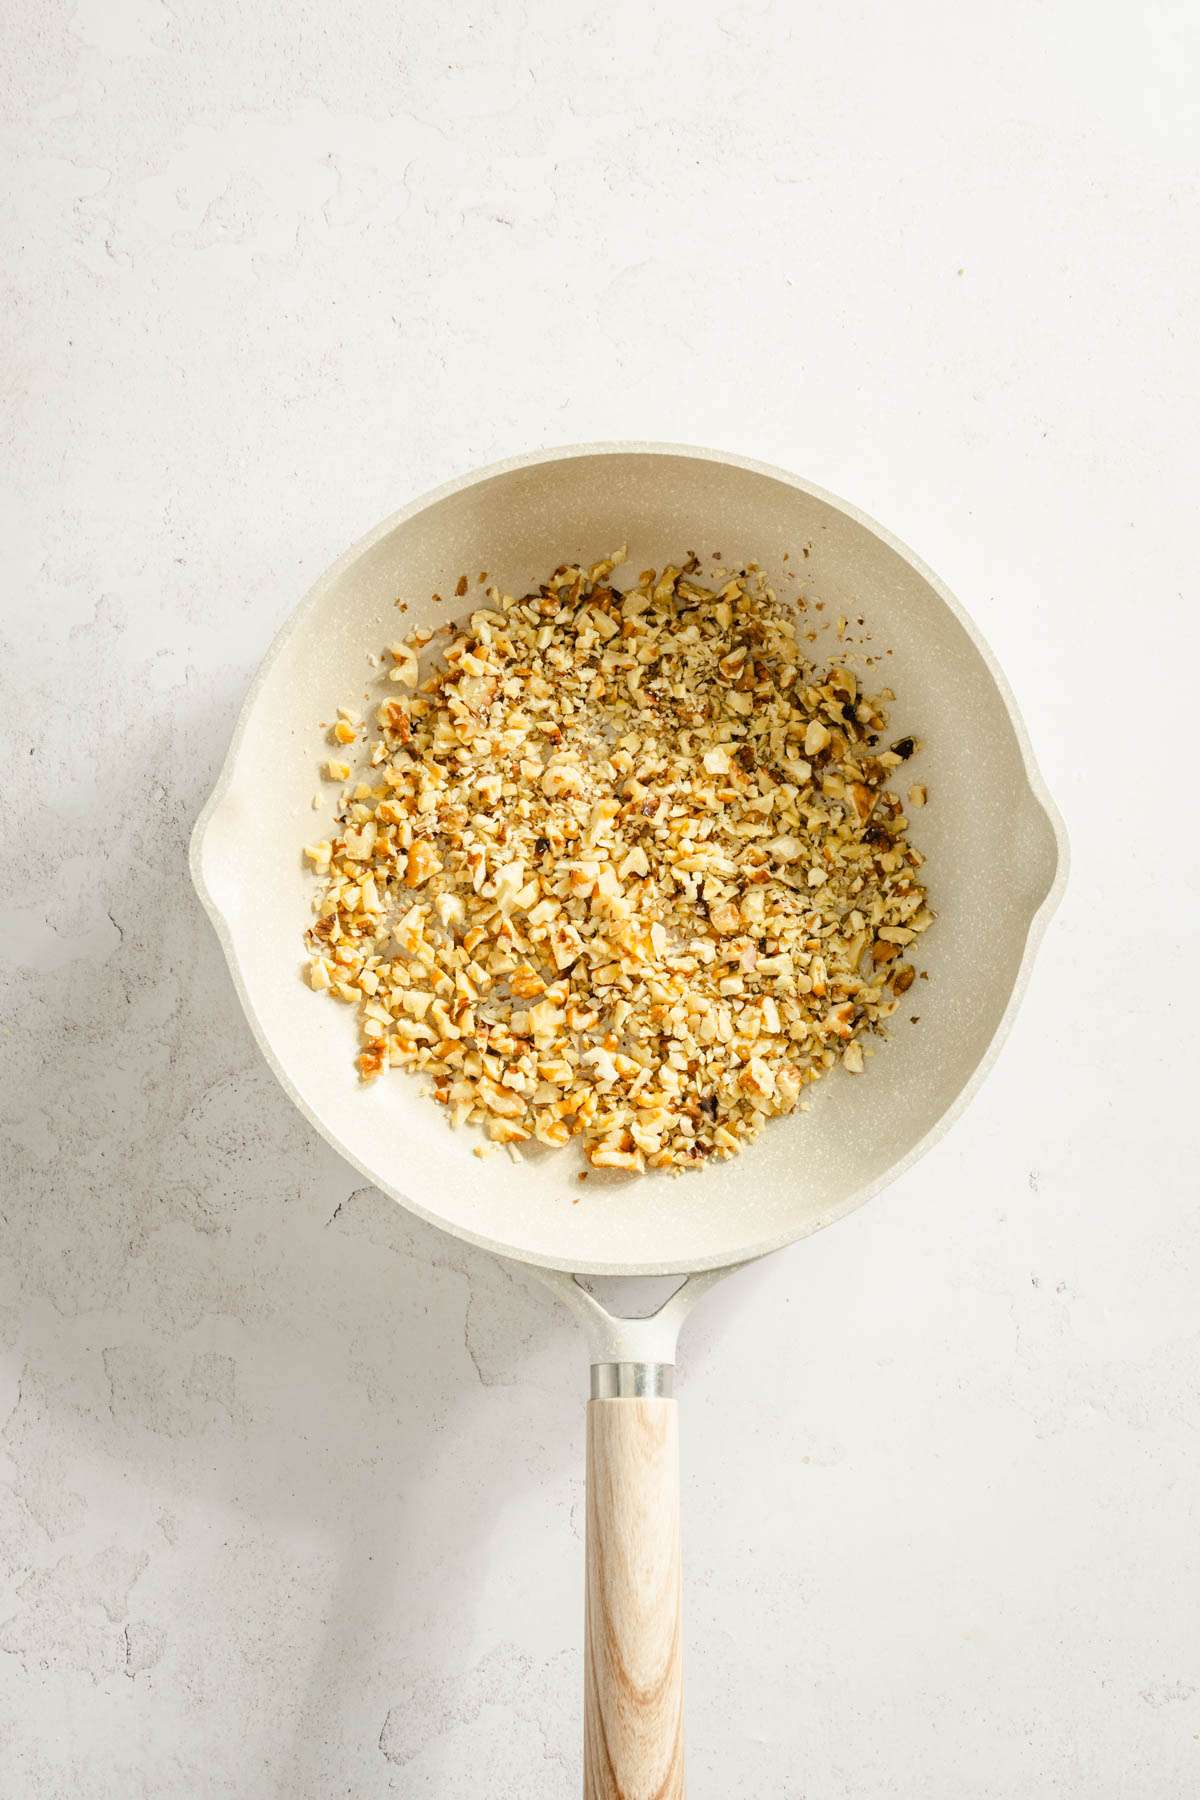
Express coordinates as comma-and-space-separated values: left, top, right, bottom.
190, 443, 1066, 1797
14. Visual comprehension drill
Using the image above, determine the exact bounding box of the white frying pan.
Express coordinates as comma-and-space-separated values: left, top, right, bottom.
191, 444, 1066, 1797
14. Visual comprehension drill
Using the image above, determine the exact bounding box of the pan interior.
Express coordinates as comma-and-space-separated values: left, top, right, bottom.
195, 449, 1062, 1274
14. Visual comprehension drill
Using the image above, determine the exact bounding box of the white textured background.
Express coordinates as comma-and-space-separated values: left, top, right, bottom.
2, 2, 1198, 1795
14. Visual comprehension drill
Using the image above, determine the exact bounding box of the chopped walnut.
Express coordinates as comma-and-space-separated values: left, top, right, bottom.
302, 549, 932, 1172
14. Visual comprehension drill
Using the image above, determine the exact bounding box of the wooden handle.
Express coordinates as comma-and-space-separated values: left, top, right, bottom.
584, 1398, 684, 1799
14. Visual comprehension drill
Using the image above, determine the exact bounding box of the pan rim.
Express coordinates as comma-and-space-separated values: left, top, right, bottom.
190, 441, 1070, 1277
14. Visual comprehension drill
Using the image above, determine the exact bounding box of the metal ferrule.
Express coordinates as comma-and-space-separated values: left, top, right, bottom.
590, 1362, 675, 1399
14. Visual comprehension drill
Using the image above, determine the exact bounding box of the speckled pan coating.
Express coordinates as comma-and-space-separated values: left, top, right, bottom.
190, 444, 1067, 1276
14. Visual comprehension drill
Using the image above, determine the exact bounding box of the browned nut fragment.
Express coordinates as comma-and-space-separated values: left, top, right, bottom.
406, 840, 441, 887
487, 1117, 530, 1144
708, 900, 742, 936
847, 782, 876, 824
388, 644, 420, 687
588, 1145, 646, 1172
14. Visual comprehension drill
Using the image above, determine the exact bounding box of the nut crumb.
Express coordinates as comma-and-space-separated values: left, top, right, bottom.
302, 548, 932, 1172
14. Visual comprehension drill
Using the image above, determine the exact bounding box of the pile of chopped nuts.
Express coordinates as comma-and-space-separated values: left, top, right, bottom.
302, 550, 932, 1173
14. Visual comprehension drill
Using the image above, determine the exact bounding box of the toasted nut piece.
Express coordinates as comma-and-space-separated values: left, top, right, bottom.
487, 1116, 530, 1144
341, 823, 376, 861
528, 999, 565, 1041
541, 757, 583, 798
847, 782, 876, 824
740, 1057, 776, 1099
825, 1001, 856, 1039
775, 1065, 802, 1109
708, 900, 742, 936
588, 1145, 645, 1172
581, 1045, 620, 1083
388, 644, 419, 687
492, 860, 526, 909
477, 1077, 525, 1118
509, 965, 547, 1000
406, 840, 441, 887
549, 922, 584, 971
